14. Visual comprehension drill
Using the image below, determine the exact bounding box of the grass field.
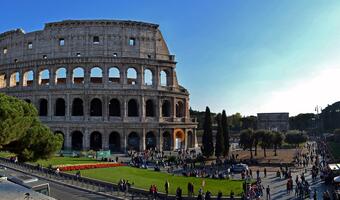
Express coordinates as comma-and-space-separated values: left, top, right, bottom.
70, 166, 243, 196
328, 142, 340, 159
0, 151, 15, 158
33, 156, 100, 167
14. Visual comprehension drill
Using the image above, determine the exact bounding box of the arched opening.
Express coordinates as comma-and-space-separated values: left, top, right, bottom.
39, 69, 50, 85
54, 131, 65, 150
187, 131, 194, 148
90, 131, 102, 151
160, 70, 168, 86
0, 73, 6, 88
23, 70, 34, 87
90, 98, 102, 116
145, 99, 155, 117
72, 67, 84, 84
109, 132, 121, 152
10, 72, 20, 87
55, 67, 67, 85
90, 67, 103, 83
39, 98, 48, 116
128, 99, 138, 117
127, 68, 137, 85
72, 98, 84, 116
163, 132, 171, 151
146, 131, 156, 150
176, 101, 185, 118
55, 98, 66, 116
128, 132, 140, 151
174, 129, 185, 150
109, 98, 121, 117
108, 67, 120, 83
144, 68, 153, 86
162, 100, 171, 117
71, 131, 83, 150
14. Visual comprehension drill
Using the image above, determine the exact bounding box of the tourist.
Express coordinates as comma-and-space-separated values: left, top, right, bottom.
264, 167, 267, 178
217, 191, 222, 200
176, 187, 182, 200
266, 185, 270, 200
205, 191, 211, 200
164, 180, 169, 195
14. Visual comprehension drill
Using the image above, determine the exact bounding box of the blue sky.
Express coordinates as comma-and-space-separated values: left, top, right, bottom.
1, 0, 340, 116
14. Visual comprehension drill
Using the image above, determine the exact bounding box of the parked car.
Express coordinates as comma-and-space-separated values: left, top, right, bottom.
231, 163, 248, 173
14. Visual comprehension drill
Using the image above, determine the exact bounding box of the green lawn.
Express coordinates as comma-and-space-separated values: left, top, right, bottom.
33, 156, 100, 167
0, 151, 15, 158
328, 142, 340, 159
70, 166, 243, 196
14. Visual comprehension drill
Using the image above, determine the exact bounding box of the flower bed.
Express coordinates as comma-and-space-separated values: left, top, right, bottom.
58, 163, 125, 171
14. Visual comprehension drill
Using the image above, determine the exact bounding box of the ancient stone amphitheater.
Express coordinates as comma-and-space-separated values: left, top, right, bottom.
0, 20, 197, 152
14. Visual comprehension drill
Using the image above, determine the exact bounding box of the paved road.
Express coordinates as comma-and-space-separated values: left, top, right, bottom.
4, 167, 113, 200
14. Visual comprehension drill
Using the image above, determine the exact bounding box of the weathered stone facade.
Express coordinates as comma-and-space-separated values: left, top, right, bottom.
257, 112, 289, 132
0, 20, 197, 152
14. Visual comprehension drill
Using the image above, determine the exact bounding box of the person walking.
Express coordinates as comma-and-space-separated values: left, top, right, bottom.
266, 185, 271, 200
165, 180, 169, 196
264, 168, 267, 178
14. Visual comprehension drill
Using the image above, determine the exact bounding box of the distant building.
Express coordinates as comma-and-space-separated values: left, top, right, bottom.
257, 112, 289, 132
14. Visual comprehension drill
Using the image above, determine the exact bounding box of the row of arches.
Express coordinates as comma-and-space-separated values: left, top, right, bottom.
0, 66, 170, 88
55, 130, 194, 152
32, 97, 186, 118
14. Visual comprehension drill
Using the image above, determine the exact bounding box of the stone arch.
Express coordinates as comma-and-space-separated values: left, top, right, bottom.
144, 68, 153, 86
55, 67, 67, 85
39, 98, 48, 116
38, 69, 50, 85
10, 71, 20, 87
109, 131, 121, 152
0, 72, 6, 88
109, 98, 121, 117
54, 131, 65, 150
128, 99, 138, 117
162, 131, 171, 151
90, 131, 102, 151
55, 98, 66, 116
90, 98, 102, 116
72, 67, 84, 84
90, 67, 103, 83
127, 67, 137, 85
160, 70, 168, 86
23, 70, 34, 87
108, 67, 120, 83
176, 101, 185, 117
145, 99, 155, 117
128, 132, 140, 151
146, 131, 156, 150
162, 100, 171, 117
71, 131, 83, 150
72, 98, 84, 116
174, 129, 185, 150
187, 131, 194, 148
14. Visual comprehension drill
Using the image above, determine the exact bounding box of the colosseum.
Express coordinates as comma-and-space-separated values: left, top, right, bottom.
0, 20, 197, 153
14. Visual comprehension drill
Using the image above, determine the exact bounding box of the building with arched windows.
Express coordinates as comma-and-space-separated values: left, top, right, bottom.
0, 20, 197, 152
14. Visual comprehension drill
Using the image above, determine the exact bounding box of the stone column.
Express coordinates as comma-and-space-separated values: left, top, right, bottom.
84, 66, 90, 88
154, 67, 159, 89
67, 66, 72, 88
141, 96, 145, 122
103, 95, 108, 122
65, 129, 72, 150
172, 97, 176, 121
84, 129, 90, 150
18, 68, 23, 87
123, 97, 127, 121
103, 65, 108, 88
48, 93, 52, 120
66, 93, 70, 120
184, 130, 188, 150
158, 128, 163, 151
141, 129, 146, 151
50, 67, 55, 87
121, 66, 126, 85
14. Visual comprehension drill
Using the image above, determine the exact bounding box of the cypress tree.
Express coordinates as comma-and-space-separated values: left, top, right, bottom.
215, 115, 225, 157
202, 106, 214, 158
221, 110, 230, 157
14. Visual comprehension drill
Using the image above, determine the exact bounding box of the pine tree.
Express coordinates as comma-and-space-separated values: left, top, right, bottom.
202, 106, 214, 158
221, 110, 230, 157
215, 115, 225, 157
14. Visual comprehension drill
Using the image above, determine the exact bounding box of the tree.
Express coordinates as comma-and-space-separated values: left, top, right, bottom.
227, 113, 242, 132
285, 130, 308, 147
202, 107, 214, 158
215, 115, 224, 157
239, 128, 255, 159
221, 110, 230, 157
260, 130, 272, 157
271, 131, 284, 156
0, 93, 63, 162
253, 130, 264, 156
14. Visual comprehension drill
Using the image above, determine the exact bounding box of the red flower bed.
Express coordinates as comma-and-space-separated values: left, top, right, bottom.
59, 163, 125, 171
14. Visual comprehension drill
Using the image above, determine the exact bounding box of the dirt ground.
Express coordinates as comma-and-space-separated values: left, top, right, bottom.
231, 148, 302, 164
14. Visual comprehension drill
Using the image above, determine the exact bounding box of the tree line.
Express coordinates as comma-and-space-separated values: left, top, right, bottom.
0, 93, 63, 162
